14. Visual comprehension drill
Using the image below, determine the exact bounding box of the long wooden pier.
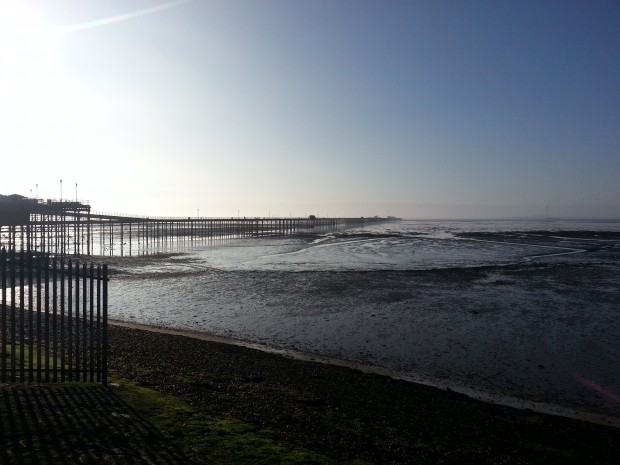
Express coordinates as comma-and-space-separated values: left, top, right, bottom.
0, 195, 398, 256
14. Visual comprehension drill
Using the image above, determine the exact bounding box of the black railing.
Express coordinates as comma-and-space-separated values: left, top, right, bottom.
0, 248, 108, 385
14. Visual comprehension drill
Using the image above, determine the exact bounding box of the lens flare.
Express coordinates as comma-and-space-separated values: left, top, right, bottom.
54, 0, 194, 34
574, 375, 620, 404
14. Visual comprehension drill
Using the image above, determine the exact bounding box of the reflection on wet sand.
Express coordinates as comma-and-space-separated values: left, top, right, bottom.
106, 222, 620, 424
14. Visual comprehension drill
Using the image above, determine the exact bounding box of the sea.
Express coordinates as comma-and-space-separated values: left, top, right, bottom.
107, 219, 620, 425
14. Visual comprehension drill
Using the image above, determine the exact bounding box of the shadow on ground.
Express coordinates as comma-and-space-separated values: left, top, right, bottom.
0, 384, 193, 465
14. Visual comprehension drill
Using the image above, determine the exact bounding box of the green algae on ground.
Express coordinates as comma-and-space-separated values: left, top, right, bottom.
2, 343, 67, 371
113, 378, 371, 465
109, 326, 620, 465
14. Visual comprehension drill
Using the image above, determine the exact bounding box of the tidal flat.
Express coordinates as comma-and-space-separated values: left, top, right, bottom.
104, 222, 620, 424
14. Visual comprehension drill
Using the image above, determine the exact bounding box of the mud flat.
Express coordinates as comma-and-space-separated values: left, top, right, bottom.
107, 323, 620, 465
107, 227, 620, 426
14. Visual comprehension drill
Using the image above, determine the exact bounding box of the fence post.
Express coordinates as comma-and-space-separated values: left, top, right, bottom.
67, 259, 73, 381
36, 252, 42, 384
28, 252, 34, 382
82, 263, 87, 382
89, 264, 94, 382
102, 264, 108, 386
28, 254, 34, 382
19, 250, 25, 382
96, 265, 101, 382
1, 247, 6, 383
60, 257, 66, 382
10, 248, 16, 382
52, 256, 58, 382
44, 255, 50, 382
75, 261, 80, 382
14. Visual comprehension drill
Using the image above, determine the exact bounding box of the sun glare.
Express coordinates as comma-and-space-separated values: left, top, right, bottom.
0, 2, 53, 72
0, 2, 87, 173
0, 2, 55, 122
1, 3, 50, 164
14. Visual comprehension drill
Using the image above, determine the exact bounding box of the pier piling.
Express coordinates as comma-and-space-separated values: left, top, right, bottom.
1, 196, 398, 257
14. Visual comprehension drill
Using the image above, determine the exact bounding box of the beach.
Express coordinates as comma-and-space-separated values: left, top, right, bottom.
2, 220, 619, 463
2, 318, 618, 464
107, 322, 620, 464
105, 221, 620, 424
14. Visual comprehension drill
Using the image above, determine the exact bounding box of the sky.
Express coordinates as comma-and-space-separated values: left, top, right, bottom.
1, 0, 619, 219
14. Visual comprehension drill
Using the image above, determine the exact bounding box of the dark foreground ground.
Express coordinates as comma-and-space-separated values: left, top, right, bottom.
0, 383, 192, 464
2, 324, 620, 464
108, 325, 620, 465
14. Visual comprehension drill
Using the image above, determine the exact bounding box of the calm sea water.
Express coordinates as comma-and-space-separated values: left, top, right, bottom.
109, 219, 620, 424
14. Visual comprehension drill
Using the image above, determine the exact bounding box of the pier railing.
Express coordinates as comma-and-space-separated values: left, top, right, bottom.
0, 247, 108, 385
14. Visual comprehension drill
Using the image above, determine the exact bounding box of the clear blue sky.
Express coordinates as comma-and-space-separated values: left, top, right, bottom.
1, 0, 619, 218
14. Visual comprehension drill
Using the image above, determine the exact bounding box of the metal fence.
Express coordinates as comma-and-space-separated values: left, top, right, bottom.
0, 247, 108, 385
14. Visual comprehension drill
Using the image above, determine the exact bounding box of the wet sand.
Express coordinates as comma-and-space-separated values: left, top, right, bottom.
109, 260, 620, 424
106, 229, 620, 426
107, 323, 620, 464
109, 318, 620, 428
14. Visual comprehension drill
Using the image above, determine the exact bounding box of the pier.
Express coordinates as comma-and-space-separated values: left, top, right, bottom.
0, 194, 398, 256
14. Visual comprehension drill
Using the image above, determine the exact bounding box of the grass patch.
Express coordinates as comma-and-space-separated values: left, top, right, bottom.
112, 377, 371, 465
2, 342, 67, 370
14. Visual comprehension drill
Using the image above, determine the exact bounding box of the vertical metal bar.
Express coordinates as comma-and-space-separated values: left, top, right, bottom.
96, 265, 101, 382
87, 213, 91, 256
59, 213, 63, 256
52, 257, 58, 382
67, 260, 73, 381
74, 261, 80, 381
10, 248, 16, 382
89, 264, 94, 382
82, 263, 87, 381
19, 250, 25, 381
102, 264, 108, 386
1, 247, 6, 383
64, 212, 68, 256
60, 257, 66, 382
36, 253, 42, 383
28, 252, 33, 382
40, 218, 44, 255
28, 253, 33, 382
44, 256, 50, 382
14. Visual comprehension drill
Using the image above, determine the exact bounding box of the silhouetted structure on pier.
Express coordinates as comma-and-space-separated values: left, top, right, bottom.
0, 194, 399, 256
1, 194, 92, 254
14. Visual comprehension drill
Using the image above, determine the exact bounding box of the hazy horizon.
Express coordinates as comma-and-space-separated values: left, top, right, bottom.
1, 1, 619, 220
